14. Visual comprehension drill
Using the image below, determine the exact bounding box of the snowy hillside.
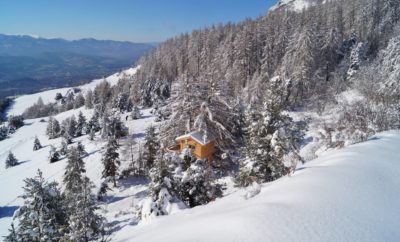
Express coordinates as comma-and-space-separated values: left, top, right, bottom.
7, 66, 139, 116
113, 131, 400, 242
0, 67, 155, 239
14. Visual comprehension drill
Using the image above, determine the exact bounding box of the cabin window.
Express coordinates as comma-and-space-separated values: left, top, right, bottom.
188, 145, 196, 151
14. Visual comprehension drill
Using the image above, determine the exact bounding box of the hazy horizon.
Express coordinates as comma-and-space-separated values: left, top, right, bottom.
0, 0, 277, 43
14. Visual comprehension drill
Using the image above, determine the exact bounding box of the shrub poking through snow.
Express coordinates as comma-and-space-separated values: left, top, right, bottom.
5, 151, 18, 168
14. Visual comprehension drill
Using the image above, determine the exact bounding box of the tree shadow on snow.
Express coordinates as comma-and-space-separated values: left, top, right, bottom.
132, 132, 145, 139
0, 206, 19, 219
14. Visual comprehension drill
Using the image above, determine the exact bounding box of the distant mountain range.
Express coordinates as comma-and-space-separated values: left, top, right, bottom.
0, 34, 155, 98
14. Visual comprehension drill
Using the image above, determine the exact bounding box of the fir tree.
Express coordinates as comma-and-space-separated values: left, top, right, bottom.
76, 111, 87, 137
235, 79, 304, 186
86, 113, 101, 134
46, 117, 61, 139
10, 170, 67, 241
142, 126, 159, 173
5, 151, 18, 168
33, 136, 42, 151
131, 105, 142, 120
3, 223, 18, 242
63, 147, 86, 198
49, 146, 60, 163
101, 137, 120, 187
145, 150, 175, 217
77, 142, 88, 158
65, 177, 105, 242
0, 125, 8, 141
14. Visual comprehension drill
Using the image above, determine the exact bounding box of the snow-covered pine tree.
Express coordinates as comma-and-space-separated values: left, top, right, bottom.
5, 151, 18, 168
77, 142, 88, 158
33, 136, 42, 151
76, 111, 87, 137
86, 112, 101, 135
49, 146, 60, 163
64, 177, 105, 242
67, 115, 77, 139
131, 105, 142, 120
177, 156, 221, 208
142, 125, 159, 173
235, 78, 305, 186
101, 137, 120, 187
59, 139, 69, 156
63, 147, 86, 198
0, 125, 8, 141
145, 149, 176, 217
10, 170, 67, 241
3, 223, 18, 242
85, 89, 94, 109
46, 116, 61, 139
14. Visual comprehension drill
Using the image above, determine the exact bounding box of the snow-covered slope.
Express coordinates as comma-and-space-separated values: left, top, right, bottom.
113, 131, 400, 242
270, 0, 324, 12
7, 66, 139, 117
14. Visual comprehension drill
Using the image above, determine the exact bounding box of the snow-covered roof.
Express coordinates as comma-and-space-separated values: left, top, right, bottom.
175, 131, 213, 146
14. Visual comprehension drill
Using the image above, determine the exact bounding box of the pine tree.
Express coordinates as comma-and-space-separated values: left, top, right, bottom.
33, 136, 42, 151
142, 126, 159, 173
86, 113, 101, 134
59, 139, 69, 156
131, 105, 142, 120
77, 142, 88, 158
5, 151, 18, 168
49, 146, 60, 163
65, 177, 105, 242
10, 170, 67, 241
84, 90, 94, 109
101, 137, 120, 187
4, 223, 18, 242
177, 156, 220, 208
63, 147, 86, 198
46, 117, 61, 139
76, 111, 87, 137
67, 115, 77, 138
235, 79, 304, 186
0, 125, 8, 141
145, 150, 175, 217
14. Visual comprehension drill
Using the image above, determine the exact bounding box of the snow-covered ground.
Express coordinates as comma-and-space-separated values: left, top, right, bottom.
113, 131, 400, 242
1, 66, 400, 241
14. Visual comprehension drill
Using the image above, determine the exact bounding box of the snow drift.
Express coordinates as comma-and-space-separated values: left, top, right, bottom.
113, 131, 400, 242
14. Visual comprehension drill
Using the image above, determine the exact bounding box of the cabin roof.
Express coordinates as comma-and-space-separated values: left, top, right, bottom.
175, 131, 213, 146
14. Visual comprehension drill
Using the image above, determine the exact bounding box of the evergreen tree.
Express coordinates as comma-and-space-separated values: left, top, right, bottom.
5, 151, 18, 168
59, 139, 69, 156
0, 125, 8, 141
101, 137, 120, 187
177, 156, 220, 208
86, 113, 101, 134
76, 111, 87, 137
10, 170, 67, 241
131, 106, 142, 120
46, 117, 61, 139
67, 115, 77, 138
142, 126, 159, 173
33, 136, 42, 151
4, 223, 18, 242
63, 147, 86, 198
49, 146, 60, 163
89, 128, 96, 141
65, 177, 105, 242
235, 79, 304, 186
84, 90, 94, 109
77, 142, 88, 158
145, 150, 176, 217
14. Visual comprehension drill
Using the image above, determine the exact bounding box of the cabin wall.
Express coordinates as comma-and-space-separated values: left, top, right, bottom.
179, 139, 214, 161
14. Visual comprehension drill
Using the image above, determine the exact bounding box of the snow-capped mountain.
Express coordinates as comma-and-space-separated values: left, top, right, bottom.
270, 0, 325, 12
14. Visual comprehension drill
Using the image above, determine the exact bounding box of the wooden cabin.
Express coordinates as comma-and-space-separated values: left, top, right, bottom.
174, 131, 215, 161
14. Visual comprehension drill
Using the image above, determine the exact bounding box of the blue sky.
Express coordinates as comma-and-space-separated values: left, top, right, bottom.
0, 0, 277, 43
